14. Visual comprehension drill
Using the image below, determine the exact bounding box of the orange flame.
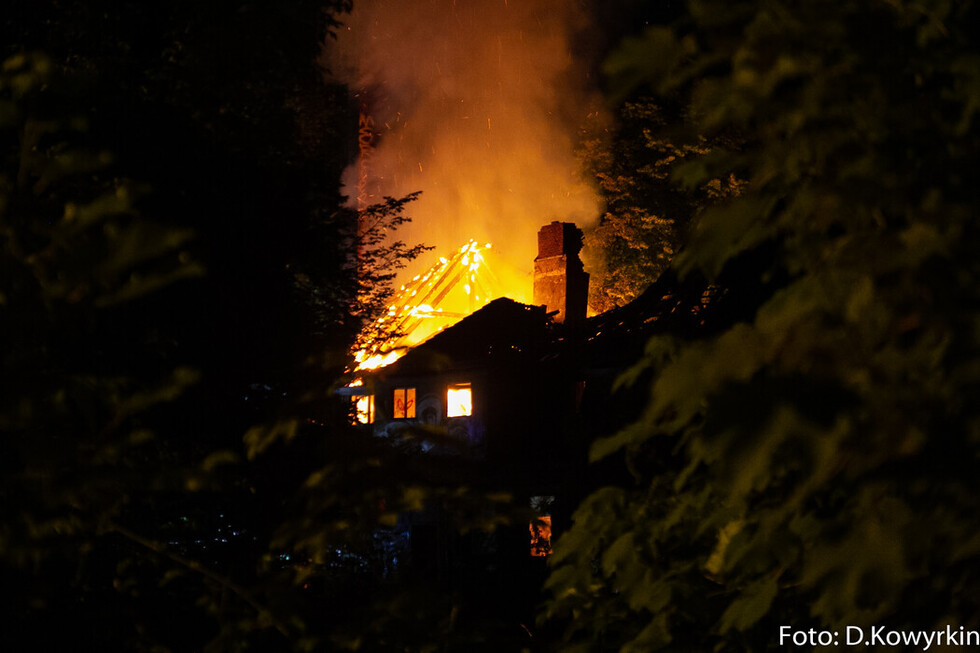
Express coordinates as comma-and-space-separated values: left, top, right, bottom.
328, 0, 605, 314
352, 239, 512, 370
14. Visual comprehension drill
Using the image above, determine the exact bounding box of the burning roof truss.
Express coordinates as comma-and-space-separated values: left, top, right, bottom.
353, 240, 501, 370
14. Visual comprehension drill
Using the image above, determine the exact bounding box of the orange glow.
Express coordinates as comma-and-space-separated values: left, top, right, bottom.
393, 387, 416, 419
352, 240, 510, 371
353, 348, 405, 371
530, 515, 552, 557
328, 0, 605, 332
446, 383, 472, 417
353, 394, 375, 424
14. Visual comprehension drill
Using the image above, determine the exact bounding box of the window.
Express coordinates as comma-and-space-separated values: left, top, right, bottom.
530, 516, 552, 557
393, 387, 416, 419
530, 496, 554, 557
352, 394, 375, 424
446, 383, 472, 417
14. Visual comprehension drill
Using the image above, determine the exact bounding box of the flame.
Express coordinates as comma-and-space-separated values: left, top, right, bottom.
352, 239, 507, 371
328, 0, 605, 309
354, 394, 374, 424
335, 1, 610, 372
446, 384, 472, 417
354, 349, 405, 371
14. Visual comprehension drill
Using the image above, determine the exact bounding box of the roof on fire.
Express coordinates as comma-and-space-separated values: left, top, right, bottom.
374, 297, 553, 377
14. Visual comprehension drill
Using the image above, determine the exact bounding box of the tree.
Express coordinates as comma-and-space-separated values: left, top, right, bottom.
292, 192, 432, 359
0, 51, 215, 649
2, 8, 524, 651
580, 99, 742, 313
0, 2, 382, 649
1, 0, 360, 389
545, 1, 980, 650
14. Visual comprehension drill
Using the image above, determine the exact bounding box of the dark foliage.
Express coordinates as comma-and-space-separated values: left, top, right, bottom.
0, 1, 395, 649
580, 98, 744, 312
2, 3, 535, 650
545, 1, 980, 650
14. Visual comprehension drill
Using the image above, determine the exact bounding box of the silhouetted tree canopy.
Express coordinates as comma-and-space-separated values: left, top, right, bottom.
0, 2, 399, 649
546, 0, 980, 650
8, 1, 978, 651
580, 99, 743, 313
2, 4, 526, 650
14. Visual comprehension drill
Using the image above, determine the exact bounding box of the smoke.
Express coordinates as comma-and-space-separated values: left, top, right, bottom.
328, 0, 605, 302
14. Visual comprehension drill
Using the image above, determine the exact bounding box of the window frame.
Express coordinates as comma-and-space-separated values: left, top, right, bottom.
446, 382, 473, 418
392, 387, 416, 419
351, 394, 375, 425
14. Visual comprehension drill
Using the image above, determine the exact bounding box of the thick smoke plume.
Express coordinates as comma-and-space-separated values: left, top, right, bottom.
328, 0, 604, 302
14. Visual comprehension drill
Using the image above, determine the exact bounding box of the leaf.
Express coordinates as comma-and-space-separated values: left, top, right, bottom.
704, 519, 744, 576
623, 612, 672, 652
590, 325, 772, 461
844, 276, 874, 324
94, 261, 205, 307
900, 221, 947, 263
601, 532, 637, 578
604, 27, 682, 101
802, 492, 911, 623
676, 195, 777, 278
717, 574, 778, 633
589, 420, 650, 462
244, 419, 300, 459
200, 450, 240, 472
118, 367, 201, 416
63, 189, 131, 228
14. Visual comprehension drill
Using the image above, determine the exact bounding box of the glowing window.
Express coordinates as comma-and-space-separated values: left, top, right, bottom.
446, 383, 472, 417
530, 496, 554, 558
530, 516, 552, 557
393, 387, 416, 419
352, 395, 374, 424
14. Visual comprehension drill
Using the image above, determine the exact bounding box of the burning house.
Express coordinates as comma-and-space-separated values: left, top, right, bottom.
348, 223, 592, 458
323, 1, 742, 633
343, 220, 726, 591
344, 224, 588, 578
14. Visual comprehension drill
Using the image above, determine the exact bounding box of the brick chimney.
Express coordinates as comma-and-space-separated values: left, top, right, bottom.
533, 221, 589, 324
